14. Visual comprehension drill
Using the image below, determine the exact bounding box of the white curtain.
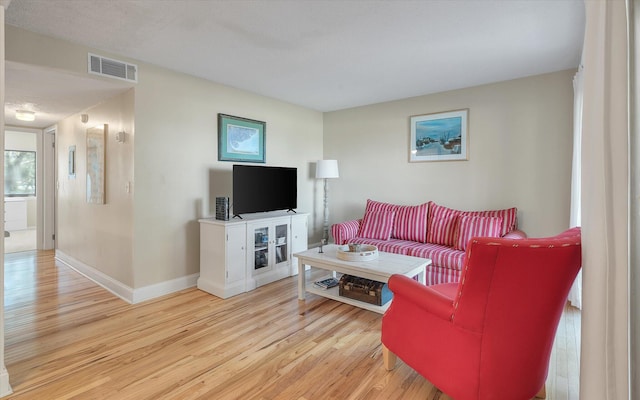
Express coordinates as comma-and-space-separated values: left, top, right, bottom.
630, 0, 640, 396
568, 65, 583, 309
580, 1, 630, 399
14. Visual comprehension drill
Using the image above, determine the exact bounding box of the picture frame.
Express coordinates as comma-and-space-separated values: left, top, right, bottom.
218, 114, 266, 163
68, 145, 76, 178
409, 109, 469, 162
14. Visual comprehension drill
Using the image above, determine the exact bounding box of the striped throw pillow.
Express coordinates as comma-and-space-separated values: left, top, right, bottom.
364, 199, 429, 243
461, 207, 517, 236
393, 203, 429, 243
426, 202, 461, 246
364, 199, 397, 214
454, 215, 503, 251
359, 210, 396, 240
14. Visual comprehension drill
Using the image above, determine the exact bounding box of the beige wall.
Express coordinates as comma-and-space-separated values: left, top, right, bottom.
132, 64, 324, 287
323, 70, 575, 237
6, 26, 91, 75
56, 89, 135, 286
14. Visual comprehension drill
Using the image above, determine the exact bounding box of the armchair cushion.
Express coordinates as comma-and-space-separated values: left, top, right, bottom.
387, 275, 454, 321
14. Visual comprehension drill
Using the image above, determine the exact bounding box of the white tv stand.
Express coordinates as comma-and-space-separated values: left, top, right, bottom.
198, 211, 308, 299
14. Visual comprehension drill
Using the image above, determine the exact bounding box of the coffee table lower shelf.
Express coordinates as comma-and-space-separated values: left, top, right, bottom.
295, 246, 429, 315
305, 279, 392, 314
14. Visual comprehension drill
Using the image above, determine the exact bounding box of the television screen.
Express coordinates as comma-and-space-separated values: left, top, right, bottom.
232, 165, 297, 216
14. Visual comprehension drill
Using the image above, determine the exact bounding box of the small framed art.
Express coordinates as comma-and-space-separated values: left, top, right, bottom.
68, 145, 76, 178
410, 109, 468, 162
218, 114, 266, 163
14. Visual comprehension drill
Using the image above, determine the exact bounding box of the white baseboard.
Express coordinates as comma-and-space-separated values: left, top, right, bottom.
133, 273, 199, 303
55, 250, 198, 304
55, 250, 134, 302
197, 277, 244, 299
0, 366, 12, 398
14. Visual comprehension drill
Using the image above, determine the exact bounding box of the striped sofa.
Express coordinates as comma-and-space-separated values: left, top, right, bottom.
331, 199, 526, 286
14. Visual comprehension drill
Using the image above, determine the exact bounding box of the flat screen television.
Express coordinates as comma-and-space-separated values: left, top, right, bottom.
232, 165, 297, 217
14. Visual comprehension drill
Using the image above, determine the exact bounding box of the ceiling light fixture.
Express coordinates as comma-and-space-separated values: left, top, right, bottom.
15, 110, 36, 122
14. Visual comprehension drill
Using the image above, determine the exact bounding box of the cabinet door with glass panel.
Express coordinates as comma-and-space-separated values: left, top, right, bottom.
247, 217, 290, 274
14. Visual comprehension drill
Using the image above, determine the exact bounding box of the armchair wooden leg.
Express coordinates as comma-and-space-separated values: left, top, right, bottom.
382, 344, 397, 371
534, 384, 546, 399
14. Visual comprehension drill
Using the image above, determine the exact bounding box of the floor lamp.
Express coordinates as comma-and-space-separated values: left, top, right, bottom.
316, 160, 340, 246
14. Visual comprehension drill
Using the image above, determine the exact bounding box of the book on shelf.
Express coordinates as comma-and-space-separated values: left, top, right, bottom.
314, 277, 339, 290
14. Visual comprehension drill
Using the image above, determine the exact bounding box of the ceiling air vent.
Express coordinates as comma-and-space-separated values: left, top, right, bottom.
88, 53, 138, 83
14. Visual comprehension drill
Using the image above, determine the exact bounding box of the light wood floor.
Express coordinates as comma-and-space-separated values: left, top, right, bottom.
4, 229, 36, 254
3, 250, 580, 399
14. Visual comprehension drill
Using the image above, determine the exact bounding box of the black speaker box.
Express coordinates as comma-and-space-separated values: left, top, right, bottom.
215, 197, 230, 221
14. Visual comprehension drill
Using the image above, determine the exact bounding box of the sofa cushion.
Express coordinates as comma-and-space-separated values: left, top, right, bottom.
454, 215, 503, 251
348, 237, 414, 255
393, 203, 429, 242
405, 241, 466, 271
364, 199, 429, 243
426, 202, 460, 246
359, 210, 395, 240
348, 237, 467, 283
424, 264, 462, 286
461, 207, 517, 237
352, 236, 466, 272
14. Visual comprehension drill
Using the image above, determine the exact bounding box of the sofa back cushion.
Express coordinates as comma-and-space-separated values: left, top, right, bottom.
359, 210, 396, 240
363, 199, 429, 243
454, 215, 503, 251
426, 202, 460, 246
460, 207, 517, 237
393, 203, 429, 242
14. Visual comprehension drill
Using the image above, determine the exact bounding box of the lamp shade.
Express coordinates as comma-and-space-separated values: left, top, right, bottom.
316, 160, 339, 179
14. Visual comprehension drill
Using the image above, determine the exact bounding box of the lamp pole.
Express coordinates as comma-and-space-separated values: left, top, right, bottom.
315, 159, 339, 248
322, 177, 330, 244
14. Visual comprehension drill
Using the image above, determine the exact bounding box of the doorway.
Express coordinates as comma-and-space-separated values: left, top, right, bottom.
4, 130, 37, 253
4, 127, 56, 254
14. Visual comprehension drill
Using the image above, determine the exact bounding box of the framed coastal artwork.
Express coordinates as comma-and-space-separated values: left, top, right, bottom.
218, 114, 266, 163
409, 109, 468, 162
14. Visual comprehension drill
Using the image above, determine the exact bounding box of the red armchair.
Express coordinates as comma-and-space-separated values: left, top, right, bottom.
381, 227, 582, 400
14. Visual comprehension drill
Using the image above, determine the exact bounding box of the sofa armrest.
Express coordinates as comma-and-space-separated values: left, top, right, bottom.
503, 229, 527, 239
331, 219, 361, 244
387, 275, 454, 321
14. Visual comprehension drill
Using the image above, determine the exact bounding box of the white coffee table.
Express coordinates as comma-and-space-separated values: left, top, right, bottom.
294, 245, 430, 314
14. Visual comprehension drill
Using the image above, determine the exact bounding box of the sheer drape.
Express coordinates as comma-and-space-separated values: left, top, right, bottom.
580, 1, 630, 399
630, 0, 640, 396
568, 66, 583, 309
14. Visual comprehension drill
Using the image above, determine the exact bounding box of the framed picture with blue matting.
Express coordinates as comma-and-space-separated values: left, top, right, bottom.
218, 114, 266, 163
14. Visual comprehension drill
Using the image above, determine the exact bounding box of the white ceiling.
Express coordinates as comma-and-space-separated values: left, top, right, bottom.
4, 0, 585, 129
5, 61, 134, 129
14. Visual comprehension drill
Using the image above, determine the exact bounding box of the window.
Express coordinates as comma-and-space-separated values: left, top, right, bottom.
5, 150, 36, 197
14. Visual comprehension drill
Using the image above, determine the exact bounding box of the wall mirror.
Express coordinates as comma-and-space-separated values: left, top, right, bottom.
86, 124, 107, 204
